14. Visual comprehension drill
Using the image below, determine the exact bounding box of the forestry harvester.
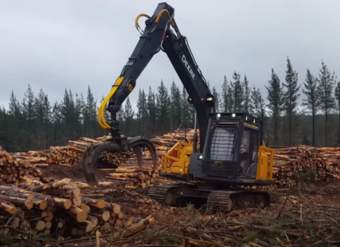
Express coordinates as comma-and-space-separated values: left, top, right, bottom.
81, 2, 275, 211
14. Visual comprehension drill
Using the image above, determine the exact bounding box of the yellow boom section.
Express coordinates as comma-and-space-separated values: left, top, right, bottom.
97, 76, 124, 130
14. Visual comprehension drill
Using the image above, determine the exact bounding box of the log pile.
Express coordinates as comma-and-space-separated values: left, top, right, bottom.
312, 146, 340, 175
4, 129, 340, 190
106, 165, 160, 189
6, 129, 190, 187
274, 146, 340, 187
1, 131, 340, 245
8, 129, 194, 173
12, 136, 131, 167
0, 148, 41, 184
0, 180, 124, 237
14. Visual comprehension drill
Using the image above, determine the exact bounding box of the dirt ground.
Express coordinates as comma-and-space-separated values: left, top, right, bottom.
1, 159, 339, 247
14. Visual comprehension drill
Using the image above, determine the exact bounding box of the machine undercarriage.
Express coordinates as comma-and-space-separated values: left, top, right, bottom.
147, 182, 271, 213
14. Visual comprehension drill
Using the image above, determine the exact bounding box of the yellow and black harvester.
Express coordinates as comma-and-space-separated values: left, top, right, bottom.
82, 2, 275, 212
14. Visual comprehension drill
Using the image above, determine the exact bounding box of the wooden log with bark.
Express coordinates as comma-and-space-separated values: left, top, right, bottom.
0, 149, 41, 184
0, 184, 125, 236
274, 146, 339, 187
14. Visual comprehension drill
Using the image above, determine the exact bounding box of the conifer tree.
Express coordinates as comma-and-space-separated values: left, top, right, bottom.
222, 76, 233, 112
34, 89, 50, 147
170, 82, 181, 129
212, 86, 219, 112
156, 81, 170, 132
283, 58, 300, 145
266, 69, 283, 146
335, 82, 340, 144
243, 76, 250, 113
34, 89, 50, 126
0, 107, 9, 149
137, 89, 148, 133
60, 90, 82, 140
83, 87, 97, 137
8, 91, 25, 150
181, 87, 193, 128
318, 62, 336, 145
75, 93, 85, 136
51, 102, 62, 145
9, 91, 22, 118
303, 69, 319, 145
123, 97, 134, 134
147, 87, 157, 134
231, 72, 243, 112
250, 87, 265, 119
22, 85, 35, 129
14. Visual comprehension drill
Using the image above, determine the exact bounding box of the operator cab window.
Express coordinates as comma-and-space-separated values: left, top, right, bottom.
209, 127, 236, 161
240, 128, 259, 177
240, 129, 250, 155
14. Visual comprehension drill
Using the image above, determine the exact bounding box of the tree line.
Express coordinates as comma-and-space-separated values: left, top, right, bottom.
0, 58, 339, 152
0, 87, 102, 151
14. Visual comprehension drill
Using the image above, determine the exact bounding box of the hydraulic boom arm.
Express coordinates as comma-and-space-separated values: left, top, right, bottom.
98, 2, 215, 151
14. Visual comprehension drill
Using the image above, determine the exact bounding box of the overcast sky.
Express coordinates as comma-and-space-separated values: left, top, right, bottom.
0, 0, 339, 108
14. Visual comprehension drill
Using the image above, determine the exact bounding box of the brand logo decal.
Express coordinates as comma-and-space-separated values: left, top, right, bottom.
181, 54, 195, 80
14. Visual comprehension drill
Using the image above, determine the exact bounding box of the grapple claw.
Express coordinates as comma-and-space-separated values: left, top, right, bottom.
80, 137, 157, 183
81, 142, 121, 184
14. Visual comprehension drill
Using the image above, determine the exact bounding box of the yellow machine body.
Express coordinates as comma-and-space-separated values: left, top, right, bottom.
256, 145, 275, 180
161, 140, 193, 176
160, 142, 275, 183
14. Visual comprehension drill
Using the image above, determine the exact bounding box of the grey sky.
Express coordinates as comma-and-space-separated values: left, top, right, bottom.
0, 0, 339, 108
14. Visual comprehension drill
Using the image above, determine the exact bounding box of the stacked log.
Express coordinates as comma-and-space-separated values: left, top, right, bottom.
12, 136, 132, 167
274, 146, 339, 187
302, 146, 340, 177
0, 148, 41, 184
108, 165, 160, 189
151, 129, 195, 157
6, 129, 340, 189
8, 129, 195, 171
0, 182, 124, 236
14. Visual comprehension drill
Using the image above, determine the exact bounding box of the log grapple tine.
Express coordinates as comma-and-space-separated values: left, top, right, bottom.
80, 137, 158, 184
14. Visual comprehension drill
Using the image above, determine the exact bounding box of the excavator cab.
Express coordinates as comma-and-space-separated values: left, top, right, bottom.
190, 113, 273, 185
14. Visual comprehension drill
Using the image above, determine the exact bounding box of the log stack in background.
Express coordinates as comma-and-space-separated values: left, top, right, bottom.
0, 148, 41, 184
12, 136, 131, 167
274, 146, 340, 187
8, 129, 195, 172
3, 129, 340, 189
32, 130, 195, 188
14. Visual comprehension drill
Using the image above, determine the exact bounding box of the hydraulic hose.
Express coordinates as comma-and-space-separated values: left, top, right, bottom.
134, 13, 150, 34
97, 76, 124, 129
